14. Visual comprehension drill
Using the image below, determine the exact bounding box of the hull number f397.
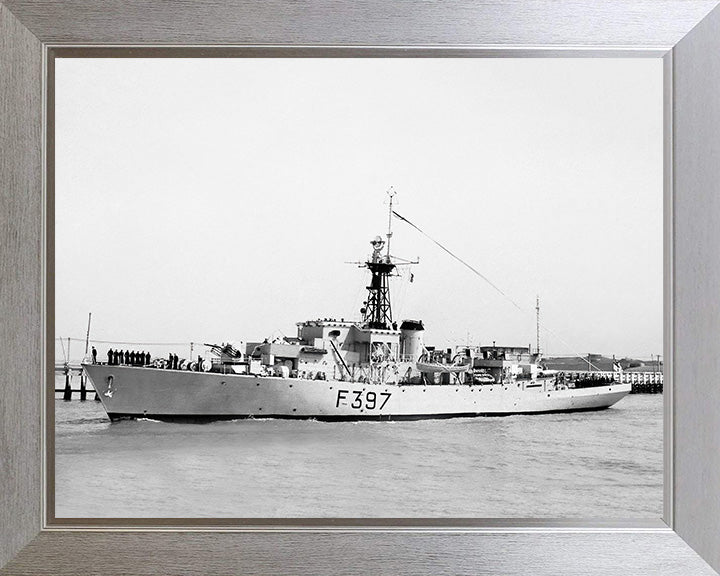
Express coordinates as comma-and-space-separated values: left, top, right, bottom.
336, 390, 391, 410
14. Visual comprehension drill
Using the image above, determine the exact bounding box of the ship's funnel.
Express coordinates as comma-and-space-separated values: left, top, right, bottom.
400, 319, 425, 362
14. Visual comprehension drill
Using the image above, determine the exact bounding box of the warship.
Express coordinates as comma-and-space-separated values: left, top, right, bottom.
83, 193, 630, 421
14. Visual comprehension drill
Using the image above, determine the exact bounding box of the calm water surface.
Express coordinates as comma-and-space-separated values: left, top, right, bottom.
55, 392, 662, 518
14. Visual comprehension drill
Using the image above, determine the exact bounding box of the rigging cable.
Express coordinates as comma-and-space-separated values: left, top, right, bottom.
391, 209, 604, 372
392, 210, 524, 312
56, 337, 191, 347
59, 336, 68, 363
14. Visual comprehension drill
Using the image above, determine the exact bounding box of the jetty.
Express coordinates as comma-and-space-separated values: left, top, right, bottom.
542, 354, 663, 394
553, 370, 663, 394
55, 363, 98, 401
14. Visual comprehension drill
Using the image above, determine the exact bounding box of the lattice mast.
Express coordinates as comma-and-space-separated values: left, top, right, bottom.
361, 189, 397, 330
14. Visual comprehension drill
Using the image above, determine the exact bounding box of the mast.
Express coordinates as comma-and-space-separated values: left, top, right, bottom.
358, 188, 416, 331
361, 189, 396, 330
84, 312, 92, 356
362, 257, 395, 329
535, 295, 540, 355
386, 186, 395, 263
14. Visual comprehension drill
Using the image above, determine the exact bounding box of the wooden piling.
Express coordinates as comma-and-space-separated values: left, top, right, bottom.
80, 373, 87, 401
62, 370, 72, 401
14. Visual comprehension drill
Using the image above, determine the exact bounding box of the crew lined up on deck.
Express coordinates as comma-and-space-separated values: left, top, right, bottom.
106, 348, 151, 366
167, 353, 179, 370
102, 348, 207, 371
162, 353, 206, 371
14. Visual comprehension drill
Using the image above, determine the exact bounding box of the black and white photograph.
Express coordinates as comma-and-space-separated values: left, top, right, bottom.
54, 57, 662, 519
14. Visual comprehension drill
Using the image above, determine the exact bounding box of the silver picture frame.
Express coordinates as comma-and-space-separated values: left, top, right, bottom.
2, 1, 720, 574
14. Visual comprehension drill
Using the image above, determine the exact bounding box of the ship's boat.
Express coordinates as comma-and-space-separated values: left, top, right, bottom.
415, 362, 469, 374
83, 192, 631, 422
472, 371, 496, 384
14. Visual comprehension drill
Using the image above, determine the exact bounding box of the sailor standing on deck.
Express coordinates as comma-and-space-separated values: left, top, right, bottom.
91, 346, 97, 364
107, 348, 113, 365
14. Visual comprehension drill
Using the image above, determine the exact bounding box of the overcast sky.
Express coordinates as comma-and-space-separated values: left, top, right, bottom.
55, 58, 662, 362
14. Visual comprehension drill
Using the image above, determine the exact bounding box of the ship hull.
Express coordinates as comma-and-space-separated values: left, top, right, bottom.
83, 364, 631, 422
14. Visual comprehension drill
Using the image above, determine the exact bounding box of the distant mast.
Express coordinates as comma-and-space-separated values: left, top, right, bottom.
535, 295, 541, 355
361, 189, 397, 330
85, 312, 92, 358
